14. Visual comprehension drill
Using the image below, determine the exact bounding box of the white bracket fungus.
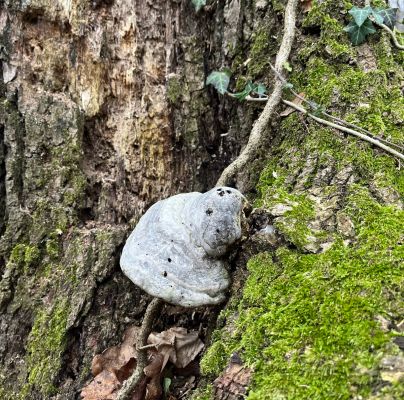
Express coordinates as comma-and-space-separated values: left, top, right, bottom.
120, 187, 246, 307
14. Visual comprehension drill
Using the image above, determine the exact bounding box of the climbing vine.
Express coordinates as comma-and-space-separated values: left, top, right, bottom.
344, 5, 401, 45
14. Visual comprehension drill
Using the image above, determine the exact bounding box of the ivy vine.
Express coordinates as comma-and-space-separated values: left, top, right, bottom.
344, 5, 401, 45
206, 70, 267, 101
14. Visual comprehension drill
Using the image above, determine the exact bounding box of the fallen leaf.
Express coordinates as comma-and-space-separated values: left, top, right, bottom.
82, 326, 140, 400
147, 327, 204, 369
80, 370, 120, 400
144, 352, 165, 400
82, 326, 203, 400
301, 0, 313, 12
280, 92, 305, 117
91, 326, 140, 381
213, 354, 252, 400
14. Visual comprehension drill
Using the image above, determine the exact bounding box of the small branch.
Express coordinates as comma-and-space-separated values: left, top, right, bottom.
116, 298, 164, 400
216, 0, 299, 187
269, 64, 404, 152
282, 99, 404, 162
377, 23, 404, 50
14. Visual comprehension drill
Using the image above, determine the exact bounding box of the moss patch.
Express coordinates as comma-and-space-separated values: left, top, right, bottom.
25, 299, 70, 396
202, 187, 403, 398
200, 1, 404, 398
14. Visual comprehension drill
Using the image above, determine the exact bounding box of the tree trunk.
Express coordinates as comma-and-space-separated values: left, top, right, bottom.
0, 1, 403, 399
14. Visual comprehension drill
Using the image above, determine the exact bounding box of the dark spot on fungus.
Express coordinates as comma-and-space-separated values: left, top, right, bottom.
168, 258, 172, 262
218, 191, 225, 197
163, 271, 167, 277
216, 229, 220, 233
217, 188, 222, 191
226, 190, 231, 194
206, 208, 213, 215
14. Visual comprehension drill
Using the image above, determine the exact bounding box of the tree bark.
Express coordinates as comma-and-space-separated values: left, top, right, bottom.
0, 1, 403, 399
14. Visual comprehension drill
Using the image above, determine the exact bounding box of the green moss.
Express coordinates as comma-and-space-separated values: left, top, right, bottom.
9, 244, 40, 273
256, 166, 317, 249
45, 236, 60, 260
167, 76, 182, 104
201, 2, 404, 396
202, 188, 403, 397
25, 299, 70, 396
248, 29, 273, 77
190, 385, 214, 400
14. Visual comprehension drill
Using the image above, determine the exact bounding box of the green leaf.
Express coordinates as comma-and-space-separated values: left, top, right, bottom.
192, 0, 206, 12
310, 102, 325, 117
371, 9, 385, 25
282, 82, 294, 91
344, 19, 376, 45
374, 8, 397, 28
232, 81, 255, 101
163, 377, 172, 394
348, 6, 372, 27
253, 83, 267, 98
283, 61, 292, 72
206, 71, 230, 94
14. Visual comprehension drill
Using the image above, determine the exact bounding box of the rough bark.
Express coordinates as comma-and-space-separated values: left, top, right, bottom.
0, 1, 403, 400
0, 1, 250, 398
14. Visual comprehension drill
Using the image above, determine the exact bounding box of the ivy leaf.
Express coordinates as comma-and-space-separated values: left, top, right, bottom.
310, 102, 325, 117
282, 82, 294, 91
344, 19, 376, 46
253, 83, 267, 98
206, 71, 230, 94
192, 0, 206, 12
374, 8, 397, 28
371, 9, 385, 25
348, 6, 372, 27
232, 81, 256, 101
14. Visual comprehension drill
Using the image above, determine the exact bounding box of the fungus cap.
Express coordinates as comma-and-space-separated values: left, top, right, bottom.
120, 187, 246, 307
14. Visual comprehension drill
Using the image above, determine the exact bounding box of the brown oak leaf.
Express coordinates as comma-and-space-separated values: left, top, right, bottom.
147, 327, 204, 369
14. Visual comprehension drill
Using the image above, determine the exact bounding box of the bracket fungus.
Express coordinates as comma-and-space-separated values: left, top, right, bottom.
120, 186, 247, 307
116, 187, 247, 400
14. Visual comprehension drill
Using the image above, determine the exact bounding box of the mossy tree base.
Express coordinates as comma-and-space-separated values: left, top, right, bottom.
199, 0, 403, 399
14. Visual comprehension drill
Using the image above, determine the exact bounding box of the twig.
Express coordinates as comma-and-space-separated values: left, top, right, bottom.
137, 343, 159, 350
269, 64, 404, 152
116, 298, 164, 400
364, 0, 404, 51
216, 0, 299, 187
377, 23, 404, 50
282, 99, 404, 162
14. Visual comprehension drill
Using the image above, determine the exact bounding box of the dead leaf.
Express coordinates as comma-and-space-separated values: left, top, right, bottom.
147, 327, 204, 369
213, 353, 252, 400
82, 326, 203, 400
144, 352, 164, 400
91, 326, 140, 381
82, 326, 140, 400
280, 92, 305, 117
300, 0, 312, 12
80, 370, 120, 400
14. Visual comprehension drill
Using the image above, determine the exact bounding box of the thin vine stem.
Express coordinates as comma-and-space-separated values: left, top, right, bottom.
281, 99, 404, 162
216, 0, 299, 187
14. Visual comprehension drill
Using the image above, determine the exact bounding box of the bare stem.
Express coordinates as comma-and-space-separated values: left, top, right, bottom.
268, 64, 404, 152
378, 23, 404, 50
216, 0, 299, 188
282, 99, 404, 162
116, 298, 164, 400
